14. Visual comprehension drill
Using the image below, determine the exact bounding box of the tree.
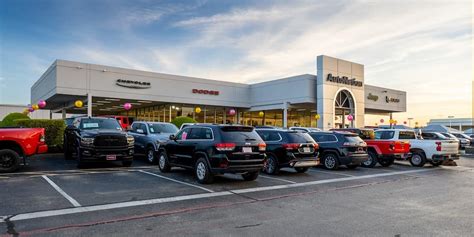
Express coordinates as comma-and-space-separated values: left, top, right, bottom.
171, 116, 197, 129
0, 113, 30, 127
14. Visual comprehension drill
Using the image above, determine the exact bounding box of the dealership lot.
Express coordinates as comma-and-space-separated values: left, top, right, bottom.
1, 154, 473, 236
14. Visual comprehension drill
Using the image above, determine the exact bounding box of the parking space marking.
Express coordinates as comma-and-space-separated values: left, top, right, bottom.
138, 170, 215, 193
308, 169, 355, 177
259, 175, 296, 184
41, 175, 82, 207
1, 168, 437, 223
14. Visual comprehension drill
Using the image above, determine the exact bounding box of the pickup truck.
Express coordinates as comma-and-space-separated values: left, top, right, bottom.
0, 128, 48, 172
332, 128, 411, 168
374, 129, 459, 167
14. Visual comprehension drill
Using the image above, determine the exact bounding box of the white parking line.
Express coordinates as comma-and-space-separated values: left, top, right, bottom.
41, 175, 81, 207
309, 169, 355, 177
259, 175, 296, 184
138, 170, 215, 193
0, 168, 436, 223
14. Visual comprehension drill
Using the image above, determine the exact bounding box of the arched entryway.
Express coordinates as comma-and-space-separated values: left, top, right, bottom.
334, 89, 355, 128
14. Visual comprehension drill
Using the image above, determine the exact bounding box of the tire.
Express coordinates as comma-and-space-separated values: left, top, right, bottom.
195, 158, 214, 184
76, 146, 85, 169
262, 154, 279, 175
294, 167, 309, 173
63, 139, 74, 160
158, 151, 171, 172
122, 160, 133, 167
361, 151, 378, 168
0, 149, 21, 173
322, 152, 339, 170
242, 171, 259, 181
346, 164, 359, 169
430, 160, 443, 166
379, 158, 394, 167
409, 151, 426, 167
146, 147, 157, 164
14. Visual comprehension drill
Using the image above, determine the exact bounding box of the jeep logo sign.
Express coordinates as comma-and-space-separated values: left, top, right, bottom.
192, 89, 219, 95
367, 93, 379, 102
116, 79, 151, 89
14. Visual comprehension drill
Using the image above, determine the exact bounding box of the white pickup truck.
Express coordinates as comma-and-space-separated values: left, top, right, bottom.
374, 129, 459, 167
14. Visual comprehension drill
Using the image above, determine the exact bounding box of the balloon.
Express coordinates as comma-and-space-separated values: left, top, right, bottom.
314, 114, 320, 120
38, 100, 47, 108
32, 104, 39, 110
28, 107, 34, 112
195, 107, 201, 113
75, 100, 83, 108
380, 119, 384, 123
123, 103, 132, 110
347, 114, 354, 121
258, 111, 264, 117
403, 121, 407, 125
228, 109, 236, 116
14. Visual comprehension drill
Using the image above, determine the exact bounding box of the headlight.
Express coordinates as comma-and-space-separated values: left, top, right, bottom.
81, 137, 94, 146
126, 135, 134, 144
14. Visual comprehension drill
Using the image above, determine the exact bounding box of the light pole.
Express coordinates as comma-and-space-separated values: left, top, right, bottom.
408, 117, 414, 127
448, 116, 454, 128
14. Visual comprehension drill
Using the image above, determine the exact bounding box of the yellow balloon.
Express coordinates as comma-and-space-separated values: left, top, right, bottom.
32, 104, 39, 110
195, 107, 201, 113
314, 114, 320, 120
75, 100, 83, 108
258, 111, 264, 117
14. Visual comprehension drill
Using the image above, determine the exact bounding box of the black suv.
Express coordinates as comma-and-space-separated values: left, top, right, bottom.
157, 125, 266, 184
64, 117, 135, 167
307, 131, 368, 170
256, 129, 319, 174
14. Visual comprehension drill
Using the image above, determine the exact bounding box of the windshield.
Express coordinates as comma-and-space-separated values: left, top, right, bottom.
220, 126, 262, 142
80, 119, 122, 130
344, 135, 364, 143
286, 132, 315, 143
148, 123, 178, 134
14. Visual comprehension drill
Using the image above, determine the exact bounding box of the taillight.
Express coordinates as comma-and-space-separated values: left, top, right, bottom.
40, 134, 45, 143
283, 143, 300, 150
313, 142, 319, 150
258, 143, 266, 152
215, 143, 236, 151
436, 142, 442, 151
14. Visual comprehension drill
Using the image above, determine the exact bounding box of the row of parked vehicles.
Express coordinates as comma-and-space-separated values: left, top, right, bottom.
57, 117, 462, 183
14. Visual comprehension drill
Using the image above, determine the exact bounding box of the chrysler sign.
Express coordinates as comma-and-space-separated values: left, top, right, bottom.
326, 74, 363, 87
116, 79, 151, 89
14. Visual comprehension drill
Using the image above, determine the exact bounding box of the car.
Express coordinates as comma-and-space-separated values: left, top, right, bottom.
289, 127, 322, 133
128, 122, 179, 163
63, 117, 135, 168
179, 123, 213, 130
157, 124, 266, 184
378, 129, 459, 167
307, 131, 369, 170
0, 128, 48, 173
451, 132, 474, 146
441, 132, 470, 149
254, 125, 280, 129
332, 128, 411, 168
255, 129, 319, 174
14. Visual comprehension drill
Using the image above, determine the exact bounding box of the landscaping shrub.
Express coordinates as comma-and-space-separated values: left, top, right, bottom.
0, 112, 30, 127
171, 116, 197, 129
14, 119, 66, 148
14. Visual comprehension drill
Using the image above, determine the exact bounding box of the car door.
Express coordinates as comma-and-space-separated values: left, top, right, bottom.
130, 123, 146, 154
167, 127, 192, 166
177, 127, 204, 168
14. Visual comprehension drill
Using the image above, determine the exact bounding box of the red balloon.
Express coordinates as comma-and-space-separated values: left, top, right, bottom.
403, 121, 407, 124
380, 119, 384, 123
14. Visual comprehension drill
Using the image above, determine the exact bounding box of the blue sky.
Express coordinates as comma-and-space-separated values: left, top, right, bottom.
0, 0, 472, 124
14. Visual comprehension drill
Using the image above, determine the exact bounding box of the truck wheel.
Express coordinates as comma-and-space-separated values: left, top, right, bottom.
409, 152, 426, 167
158, 151, 171, 172
379, 158, 394, 167
294, 167, 309, 173
262, 154, 279, 175
0, 149, 21, 173
361, 151, 378, 168
195, 158, 214, 184
242, 171, 259, 181
122, 161, 133, 167
322, 153, 339, 170
146, 147, 157, 164
429, 160, 443, 166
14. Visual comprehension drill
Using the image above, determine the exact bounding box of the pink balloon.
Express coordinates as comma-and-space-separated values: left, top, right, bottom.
38, 100, 47, 108
380, 119, 384, 123
228, 109, 236, 116
347, 114, 354, 121
123, 103, 132, 110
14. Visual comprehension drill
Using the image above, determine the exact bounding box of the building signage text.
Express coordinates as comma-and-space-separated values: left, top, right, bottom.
326, 73, 363, 87
192, 89, 219, 95
116, 79, 151, 89
367, 93, 379, 102
385, 96, 400, 103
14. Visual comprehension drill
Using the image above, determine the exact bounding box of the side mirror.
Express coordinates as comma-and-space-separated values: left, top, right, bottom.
66, 125, 78, 131
169, 134, 176, 140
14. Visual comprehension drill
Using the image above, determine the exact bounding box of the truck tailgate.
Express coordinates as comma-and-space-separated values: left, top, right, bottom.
440, 140, 459, 154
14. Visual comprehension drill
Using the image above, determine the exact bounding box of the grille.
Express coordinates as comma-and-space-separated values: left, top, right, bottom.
94, 135, 127, 147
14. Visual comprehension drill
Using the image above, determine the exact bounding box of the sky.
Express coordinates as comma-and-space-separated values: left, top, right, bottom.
0, 0, 472, 125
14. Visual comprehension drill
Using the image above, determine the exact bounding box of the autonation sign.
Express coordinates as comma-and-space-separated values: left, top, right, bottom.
326, 73, 363, 87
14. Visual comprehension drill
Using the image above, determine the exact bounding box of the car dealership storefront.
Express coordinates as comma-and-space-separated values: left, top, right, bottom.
31, 55, 406, 130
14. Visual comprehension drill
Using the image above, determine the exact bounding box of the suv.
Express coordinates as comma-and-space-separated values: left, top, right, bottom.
289, 127, 322, 133
64, 117, 135, 167
307, 131, 369, 170
157, 125, 266, 184
256, 129, 319, 174
128, 122, 179, 163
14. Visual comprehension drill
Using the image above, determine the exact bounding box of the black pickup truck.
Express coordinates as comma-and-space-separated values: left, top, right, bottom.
64, 117, 135, 168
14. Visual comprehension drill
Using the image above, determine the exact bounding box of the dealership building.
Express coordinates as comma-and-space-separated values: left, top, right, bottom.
31, 55, 406, 130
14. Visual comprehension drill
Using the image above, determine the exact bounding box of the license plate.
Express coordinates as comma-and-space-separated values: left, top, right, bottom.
303, 147, 311, 153
242, 147, 252, 153
106, 155, 117, 161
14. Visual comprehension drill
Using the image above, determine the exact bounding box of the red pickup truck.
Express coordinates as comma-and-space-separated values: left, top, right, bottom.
0, 128, 48, 173
331, 128, 411, 167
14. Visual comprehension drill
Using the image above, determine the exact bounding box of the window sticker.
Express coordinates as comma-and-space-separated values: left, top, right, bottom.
182, 131, 188, 140
83, 123, 99, 128
149, 127, 155, 133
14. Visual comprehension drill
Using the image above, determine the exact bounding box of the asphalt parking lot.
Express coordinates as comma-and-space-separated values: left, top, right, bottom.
1, 154, 473, 236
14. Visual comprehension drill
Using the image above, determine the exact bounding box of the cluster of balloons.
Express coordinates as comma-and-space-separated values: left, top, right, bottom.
23, 100, 47, 115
